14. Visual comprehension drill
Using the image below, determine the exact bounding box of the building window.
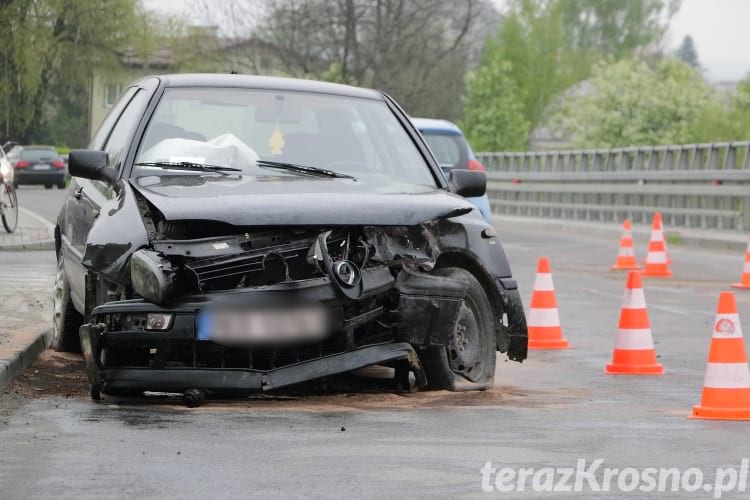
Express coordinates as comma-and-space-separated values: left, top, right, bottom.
104, 83, 122, 108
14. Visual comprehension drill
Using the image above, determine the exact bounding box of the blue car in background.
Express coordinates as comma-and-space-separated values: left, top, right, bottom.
411, 118, 492, 222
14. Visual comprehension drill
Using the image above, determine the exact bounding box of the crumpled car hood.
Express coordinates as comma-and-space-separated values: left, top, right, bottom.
130, 174, 475, 226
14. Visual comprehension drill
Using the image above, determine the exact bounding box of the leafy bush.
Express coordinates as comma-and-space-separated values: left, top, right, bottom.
553, 58, 715, 148
461, 56, 530, 151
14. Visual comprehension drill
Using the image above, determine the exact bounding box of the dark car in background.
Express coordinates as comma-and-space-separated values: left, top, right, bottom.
54, 74, 527, 406
411, 118, 492, 222
7, 145, 66, 188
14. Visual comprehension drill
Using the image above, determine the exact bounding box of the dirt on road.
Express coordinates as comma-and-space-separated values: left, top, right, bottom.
3, 351, 549, 412
5, 351, 89, 399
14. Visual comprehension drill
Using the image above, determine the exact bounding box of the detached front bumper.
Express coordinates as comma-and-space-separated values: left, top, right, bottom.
78, 268, 469, 394
80, 321, 424, 393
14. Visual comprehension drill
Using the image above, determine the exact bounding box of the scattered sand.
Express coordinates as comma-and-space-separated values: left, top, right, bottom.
5, 350, 89, 399
5, 350, 538, 411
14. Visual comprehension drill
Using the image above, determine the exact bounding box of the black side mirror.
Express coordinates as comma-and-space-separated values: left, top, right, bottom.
68, 150, 118, 184
449, 169, 486, 197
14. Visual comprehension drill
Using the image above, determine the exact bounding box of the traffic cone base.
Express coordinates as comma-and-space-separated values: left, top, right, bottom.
691, 388, 750, 420
642, 268, 672, 277
528, 337, 570, 349
690, 292, 750, 420
527, 257, 570, 350
606, 271, 664, 375
611, 261, 640, 271
606, 358, 664, 375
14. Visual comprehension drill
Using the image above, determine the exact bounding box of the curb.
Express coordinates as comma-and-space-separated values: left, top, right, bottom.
0, 207, 56, 252
0, 239, 56, 251
0, 328, 51, 392
492, 216, 748, 253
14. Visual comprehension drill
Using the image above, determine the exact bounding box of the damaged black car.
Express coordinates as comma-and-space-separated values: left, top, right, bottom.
53, 75, 527, 406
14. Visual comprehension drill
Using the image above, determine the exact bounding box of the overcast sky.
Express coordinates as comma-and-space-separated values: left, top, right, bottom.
145, 0, 750, 82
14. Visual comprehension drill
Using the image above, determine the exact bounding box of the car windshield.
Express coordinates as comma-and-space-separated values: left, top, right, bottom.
134, 88, 437, 189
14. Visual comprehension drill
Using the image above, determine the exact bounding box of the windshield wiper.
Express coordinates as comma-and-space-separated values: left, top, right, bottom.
135, 161, 242, 173
256, 160, 357, 180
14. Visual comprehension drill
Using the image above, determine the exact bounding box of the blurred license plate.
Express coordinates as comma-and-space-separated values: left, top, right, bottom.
196, 306, 329, 345
33, 164, 50, 170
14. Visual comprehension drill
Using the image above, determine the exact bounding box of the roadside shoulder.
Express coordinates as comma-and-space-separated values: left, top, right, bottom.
0, 207, 55, 251
492, 215, 747, 253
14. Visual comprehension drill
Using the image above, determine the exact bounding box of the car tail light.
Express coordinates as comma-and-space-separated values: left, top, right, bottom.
52, 159, 65, 168
467, 159, 485, 172
15, 160, 30, 168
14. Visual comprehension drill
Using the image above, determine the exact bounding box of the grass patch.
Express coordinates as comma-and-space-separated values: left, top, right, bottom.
666, 233, 683, 245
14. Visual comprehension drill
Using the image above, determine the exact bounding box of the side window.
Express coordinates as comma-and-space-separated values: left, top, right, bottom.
89, 87, 138, 150
102, 90, 147, 172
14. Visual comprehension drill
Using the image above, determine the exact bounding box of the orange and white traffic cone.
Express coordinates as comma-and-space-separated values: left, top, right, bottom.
731, 237, 750, 289
690, 291, 750, 420
527, 257, 570, 350
642, 212, 672, 277
605, 271, 664, 375
611, 219, 640, 270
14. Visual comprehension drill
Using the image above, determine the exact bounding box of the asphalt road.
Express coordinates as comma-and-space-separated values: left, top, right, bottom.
1, 210, 750, 498
14, 185, 68, 223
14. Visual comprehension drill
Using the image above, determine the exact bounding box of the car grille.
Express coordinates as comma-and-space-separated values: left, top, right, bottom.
182, 234, 348, 292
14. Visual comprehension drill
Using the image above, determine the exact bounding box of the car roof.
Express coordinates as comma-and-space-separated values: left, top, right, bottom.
410, 117, 464, 136
154, 74, 384, 100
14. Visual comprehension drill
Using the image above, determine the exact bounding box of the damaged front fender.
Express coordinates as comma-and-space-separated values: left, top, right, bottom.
82, 181, 149, 286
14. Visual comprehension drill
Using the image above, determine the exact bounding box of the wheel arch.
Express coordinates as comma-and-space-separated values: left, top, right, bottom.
434, 250, 507, 352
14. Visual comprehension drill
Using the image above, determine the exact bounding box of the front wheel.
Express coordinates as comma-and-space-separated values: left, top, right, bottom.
418, 267, 497, 391
1, 182, 18, 233
51, 252, 83, 352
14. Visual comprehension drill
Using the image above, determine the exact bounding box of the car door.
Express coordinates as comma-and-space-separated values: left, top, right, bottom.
63, 87, 148, 311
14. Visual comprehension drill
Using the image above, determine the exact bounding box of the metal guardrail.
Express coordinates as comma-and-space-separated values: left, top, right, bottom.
477, 142, 750, 231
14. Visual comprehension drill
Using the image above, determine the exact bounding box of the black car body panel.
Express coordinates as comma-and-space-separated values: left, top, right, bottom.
130, 174, 474, 227
59, 74, 527, 396
81, 181, 150, 286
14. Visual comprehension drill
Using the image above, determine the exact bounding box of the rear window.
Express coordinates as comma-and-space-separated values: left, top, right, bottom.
421, 133, 466, 169
21, 149, 58, 161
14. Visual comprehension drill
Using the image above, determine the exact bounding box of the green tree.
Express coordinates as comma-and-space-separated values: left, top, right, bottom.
687, 74, 750, 143
0, 0, 144, 144
461, 51, 529, 151
490, 1, 585, 131
553, 57, 711, 148
559, 0, 680, 58
674, 35, 700, 68
484, 0, 678, 135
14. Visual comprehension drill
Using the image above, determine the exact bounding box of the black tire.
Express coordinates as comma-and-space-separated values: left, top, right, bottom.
90, 384, 102, 401
418, 268, 497, 391
44, 184, 52, 189
1, 183, 18, 233
57, 181, 65, 189
51, 252, 83, 352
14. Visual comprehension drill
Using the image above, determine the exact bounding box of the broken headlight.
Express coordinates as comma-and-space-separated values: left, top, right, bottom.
123, 313, 174, 331
130, 249, 175, 305
146, 313, 173, 331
